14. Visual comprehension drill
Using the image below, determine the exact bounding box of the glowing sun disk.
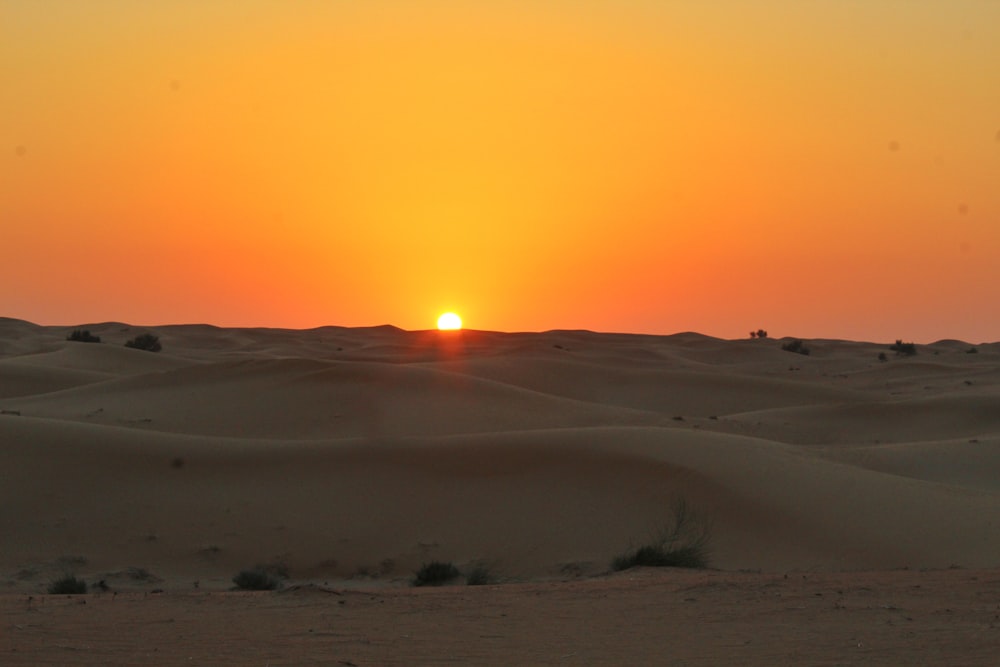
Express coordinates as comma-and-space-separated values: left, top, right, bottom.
437, 312, 462, 330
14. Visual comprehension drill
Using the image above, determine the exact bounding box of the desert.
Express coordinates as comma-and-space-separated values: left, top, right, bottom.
8, 2, 1000, 663
2, 317, 999, 664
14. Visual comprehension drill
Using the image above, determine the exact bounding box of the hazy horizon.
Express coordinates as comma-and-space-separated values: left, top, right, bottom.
6, 313, 997, 346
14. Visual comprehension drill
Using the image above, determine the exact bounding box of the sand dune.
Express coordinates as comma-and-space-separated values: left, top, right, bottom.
2, 319, 999, 595
0, 358, 112, 399
815, 437, 1000, 490
721, 392, 1000, 445
429, 356, 872, 416
5, 357, 663, 438
5, 417, 999, 593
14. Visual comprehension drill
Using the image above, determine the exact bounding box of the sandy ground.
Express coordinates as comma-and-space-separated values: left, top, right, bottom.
2, 318, 998, 663
5, 568, 1000, 665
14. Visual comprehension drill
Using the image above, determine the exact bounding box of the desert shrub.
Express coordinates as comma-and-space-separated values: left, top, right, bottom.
890, 340, 917, 356
781, 339, 810, 355
412, 561, 461, 587
749, 329, 768, 339
613, 544, 707, 570
232, 566, 283, 591
67, 329, 101, 343
966, 347, 978, 354
465, 565, 494, 586
612, 498, 711, 572
878, 352, 888, 362
48, 574, 87, 594
124, 333, 162, 352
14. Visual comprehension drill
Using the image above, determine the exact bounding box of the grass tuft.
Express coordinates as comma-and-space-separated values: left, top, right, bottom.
66, 329, 101, 343
48, 574, 87, 595
232, 565, 283, 591
781, 339, 810, 355
412, 561, 461, 587
612, 498, 711, 572
124, 333, 162, 352
465, 565, 494, 586
890, 340, 917, 356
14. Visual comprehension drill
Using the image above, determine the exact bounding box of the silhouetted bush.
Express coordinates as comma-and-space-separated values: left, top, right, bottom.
878, 352, 888, 362
124, 333, 161, 352
612, 498, 710, 571
966, 347, 978, 354
890, 340, 917, 357
465, 565, 494, 586
613, 544, 707, 570
749, 329, 768, 339
48, 574, 87, 594
412, 561, 461, 587
781, 339, 810, 356
232, 566, 283, 591
67, 329, 101, 343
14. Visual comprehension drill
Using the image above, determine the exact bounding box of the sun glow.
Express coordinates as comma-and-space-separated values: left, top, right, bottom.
437, 312, 462, 331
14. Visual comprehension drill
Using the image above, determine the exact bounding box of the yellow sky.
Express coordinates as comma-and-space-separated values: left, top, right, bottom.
2, 1, 998, 340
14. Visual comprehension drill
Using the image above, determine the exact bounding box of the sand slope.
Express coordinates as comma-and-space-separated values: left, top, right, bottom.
2, 320, 999, 593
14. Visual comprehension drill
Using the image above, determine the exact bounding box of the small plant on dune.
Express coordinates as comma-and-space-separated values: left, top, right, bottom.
749, 329, 768, 339
966, 347, 978, 354
412, 561, 461, 587
612, 498, 711, 571
124, 333, 162, 352
465, 565, 495, 586
66, 329, 101, 343
614, 544, 707, 569
781, 339, 810, 356
889, 339, 917, 357
878, 352, 888, 362
48, 574, 87, 594
232, 565, 283, 591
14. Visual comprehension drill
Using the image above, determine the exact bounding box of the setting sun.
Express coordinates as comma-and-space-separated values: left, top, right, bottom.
437, 312, 463, 331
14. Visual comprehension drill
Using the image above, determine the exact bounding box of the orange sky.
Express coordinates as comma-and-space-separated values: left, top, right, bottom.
2, 1, 998, 341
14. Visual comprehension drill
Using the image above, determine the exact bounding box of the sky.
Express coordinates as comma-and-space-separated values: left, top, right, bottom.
2, 1, 998, 342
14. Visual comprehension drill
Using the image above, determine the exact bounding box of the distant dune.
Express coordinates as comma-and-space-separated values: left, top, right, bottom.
3, 318, 998, 590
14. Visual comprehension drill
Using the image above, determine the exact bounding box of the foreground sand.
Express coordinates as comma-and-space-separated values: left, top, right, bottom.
2, 318, 998, 662
5, 568, 1000, 665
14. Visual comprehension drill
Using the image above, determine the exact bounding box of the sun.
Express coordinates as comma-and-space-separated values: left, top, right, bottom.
437, 312, 463, 330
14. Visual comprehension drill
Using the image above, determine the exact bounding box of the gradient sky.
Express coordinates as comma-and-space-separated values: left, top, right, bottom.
3, 1, 998, 341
